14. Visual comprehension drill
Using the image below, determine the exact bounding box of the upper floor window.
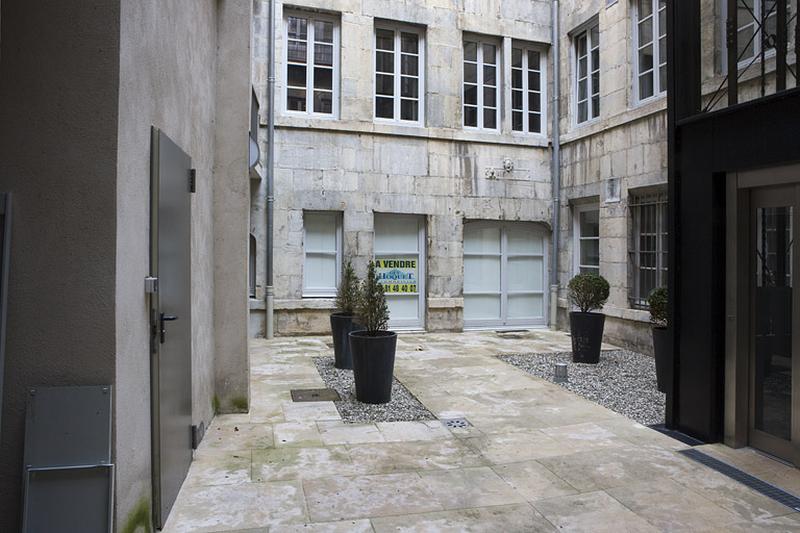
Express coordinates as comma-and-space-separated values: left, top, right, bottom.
463, 38, 500, 131
734, 0, 778, 63
635, 0, 667, 101
574, 23, 600, 124
629, 190, 667, 308
285, 12, 339, 117
511, 44, 545, 134
374, 24, 424, 125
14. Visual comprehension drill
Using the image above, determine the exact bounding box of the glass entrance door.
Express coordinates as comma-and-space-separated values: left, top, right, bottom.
749, 186, 799, 464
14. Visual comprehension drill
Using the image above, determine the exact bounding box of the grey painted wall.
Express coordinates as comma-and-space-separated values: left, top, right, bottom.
115, 0, 220, 527
0, 1, 121, 530
213, 0, 252, 413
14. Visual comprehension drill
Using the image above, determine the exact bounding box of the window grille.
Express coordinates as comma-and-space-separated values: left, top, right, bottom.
629, 191, 668, 308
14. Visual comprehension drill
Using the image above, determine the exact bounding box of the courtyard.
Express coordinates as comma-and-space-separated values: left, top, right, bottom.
162, 331, 800, 532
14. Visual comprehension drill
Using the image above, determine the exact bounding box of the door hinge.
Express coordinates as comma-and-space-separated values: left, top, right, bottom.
189, 169, 197, 193
144, 276, 159, 294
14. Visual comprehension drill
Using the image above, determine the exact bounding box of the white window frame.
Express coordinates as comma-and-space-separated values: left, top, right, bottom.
511, 42, 547, 135
628, 190, 668, 308
373, 214, 426, 330
573, 203, 601, 276
463, 221, 549, 329
463, 37, 501, 132
302, 211, 343, 298
573, 22, 600, 125
373, 23, 425, 126
283, 11, 340, 118
721, 0, 781, 71
633, 0, 667, 104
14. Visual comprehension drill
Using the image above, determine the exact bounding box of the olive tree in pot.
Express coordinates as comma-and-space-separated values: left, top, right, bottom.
568, 272, 610, 364
330, 261, 360, 369
349, 260, 396, 404
648, 287, 670, 393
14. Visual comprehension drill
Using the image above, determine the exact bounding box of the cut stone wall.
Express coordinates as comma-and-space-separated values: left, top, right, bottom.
252, 0, 555, 336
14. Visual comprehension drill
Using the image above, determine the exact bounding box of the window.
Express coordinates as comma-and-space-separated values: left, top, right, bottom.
635, 0, 667, 101
375, 24, 424, 124
574, 23, 600, 124
732, 0, 778, 64
285, 12, 339, 116
463, 38, 500, 130
303, 212, 342, 297
574, 204, 600, 275
511, 45, 544, 134
629, 191, 667, 308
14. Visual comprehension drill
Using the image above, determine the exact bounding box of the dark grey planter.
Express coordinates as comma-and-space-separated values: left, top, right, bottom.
569, 311, 605, 364
349, 330, 397, 404
652, 326, 671, 393
330, 313, 358, 369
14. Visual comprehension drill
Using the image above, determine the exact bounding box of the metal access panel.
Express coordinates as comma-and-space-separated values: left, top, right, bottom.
21, 385, 113, 533
150, 127, 194, 529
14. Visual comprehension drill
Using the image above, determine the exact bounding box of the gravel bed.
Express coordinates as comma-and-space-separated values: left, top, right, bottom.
313, 356, 436, 424
498, 350, 665, 426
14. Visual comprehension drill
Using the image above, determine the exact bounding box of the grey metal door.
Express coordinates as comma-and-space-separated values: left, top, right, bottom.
150, 128, 193, 528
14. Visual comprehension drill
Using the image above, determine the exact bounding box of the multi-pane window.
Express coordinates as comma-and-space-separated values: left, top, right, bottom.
303, 212, 342, 297
375, 25, 424, 124
511, 45, 544, 134
575, 24, 600, 124
463, 39, 499, 130
629, 191, 668, 308
285, 13, 338, 116
635, 0, 667, 101
735, 0, 778, 63
574, 205, 600, 274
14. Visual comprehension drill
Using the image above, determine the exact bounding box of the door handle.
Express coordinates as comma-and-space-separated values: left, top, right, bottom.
160, 313, 179, 344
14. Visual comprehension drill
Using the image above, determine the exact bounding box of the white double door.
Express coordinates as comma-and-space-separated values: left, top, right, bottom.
374, 214, 426, 330
464, 221, 547, 328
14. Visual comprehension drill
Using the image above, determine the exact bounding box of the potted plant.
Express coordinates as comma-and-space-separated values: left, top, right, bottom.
568, 272, 610, 364
331, 261, 360, 369
349, 260, 396, 404
648, 287, 670, 393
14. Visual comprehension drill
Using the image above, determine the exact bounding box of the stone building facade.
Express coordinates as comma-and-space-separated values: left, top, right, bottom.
248, 0, 686, 352
251, 0, 556, 336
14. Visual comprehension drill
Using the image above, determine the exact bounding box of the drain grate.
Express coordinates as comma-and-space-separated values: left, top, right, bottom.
679, 449, 800, 511
648, 424, 705, 447
441, 417, 472, 429
290, 388, 341, 402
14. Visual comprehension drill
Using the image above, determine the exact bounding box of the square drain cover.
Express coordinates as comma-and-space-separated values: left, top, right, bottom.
442, 417, 472, 429
290, 388, 341, 402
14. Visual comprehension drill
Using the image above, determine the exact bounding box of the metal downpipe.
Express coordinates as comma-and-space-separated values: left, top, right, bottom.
265, 0, 276, 339
549, 0, 562, 329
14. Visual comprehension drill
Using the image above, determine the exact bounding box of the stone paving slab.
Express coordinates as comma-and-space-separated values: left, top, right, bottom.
163, 330, 800, 533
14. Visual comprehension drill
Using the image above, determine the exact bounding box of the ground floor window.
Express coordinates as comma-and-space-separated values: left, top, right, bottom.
573, 203, 600, 275
374, 213, 426, 329
303, 211, 342, 297
629, 190, 667, 307
463, 221, 547, 327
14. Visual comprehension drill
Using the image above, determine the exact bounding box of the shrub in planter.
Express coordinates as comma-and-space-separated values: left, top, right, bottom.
331, 261, 360, 369
648, 287, 670, 393
568, 273, 610, 364
349, 260, 396, 404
